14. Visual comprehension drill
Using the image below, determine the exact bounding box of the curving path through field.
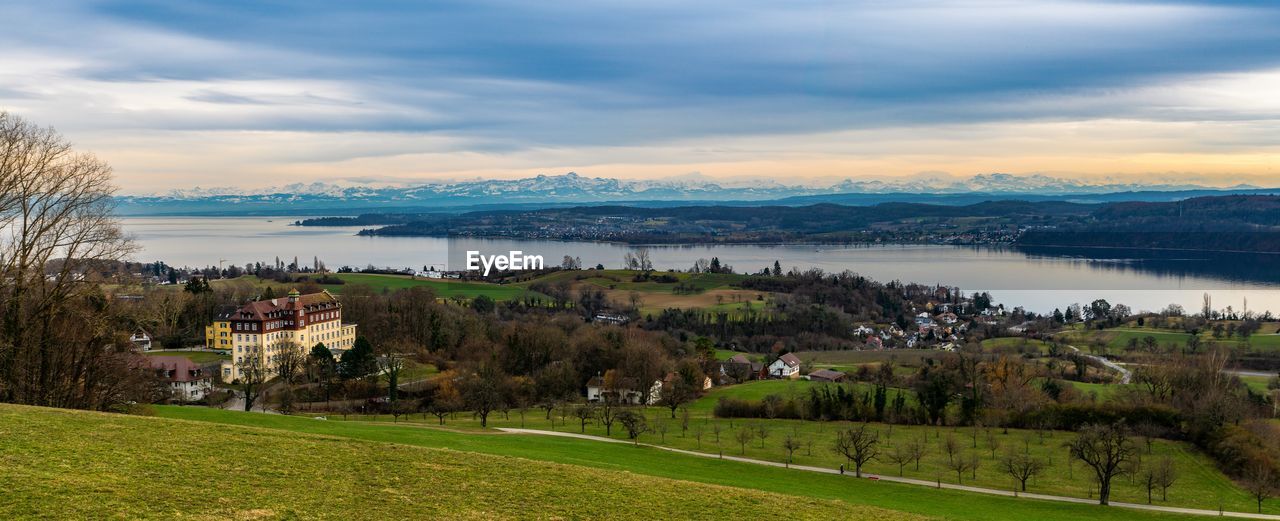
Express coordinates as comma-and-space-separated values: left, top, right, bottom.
1066, 344, 1132, 384
498, 428, 1277, 520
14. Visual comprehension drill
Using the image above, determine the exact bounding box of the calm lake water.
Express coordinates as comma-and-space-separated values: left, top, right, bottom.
121, 216, 1280, 314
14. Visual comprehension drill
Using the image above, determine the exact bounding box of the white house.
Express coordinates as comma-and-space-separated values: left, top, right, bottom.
130, 328, 153, 351
585, 375, 662, 405
149, 356, 213, 401
767, 353, 802, 379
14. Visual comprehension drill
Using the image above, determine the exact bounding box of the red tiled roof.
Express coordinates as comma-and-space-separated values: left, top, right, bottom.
147, 356, 209, 383
233, 290, 340, 321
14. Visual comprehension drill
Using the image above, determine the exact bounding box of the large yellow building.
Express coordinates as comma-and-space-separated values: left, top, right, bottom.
219, 289, 357, 382
205, 317, 231, 350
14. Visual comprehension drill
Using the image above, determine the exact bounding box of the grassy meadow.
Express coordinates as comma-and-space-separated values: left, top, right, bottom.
0, 403, 915, 520
241, 378, 1269, 515
143, 349, 229, 364
1058, 324, 1280, 353
151, 405, 1216, 521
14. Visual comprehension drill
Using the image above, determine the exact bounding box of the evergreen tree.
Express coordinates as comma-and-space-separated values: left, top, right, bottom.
339, 336, 377, 379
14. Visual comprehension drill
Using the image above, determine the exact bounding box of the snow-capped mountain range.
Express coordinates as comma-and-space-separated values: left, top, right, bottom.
115, 172, 1269, 215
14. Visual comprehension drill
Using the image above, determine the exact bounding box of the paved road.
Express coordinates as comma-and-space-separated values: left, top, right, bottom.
221, 390, 278, 414
498, 428, 1280, 520
1067, 345, 1132, 384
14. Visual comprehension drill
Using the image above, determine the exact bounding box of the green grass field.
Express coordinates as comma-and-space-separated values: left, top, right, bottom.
214, 273, 538, 301
142, 350, 229, 364
0, 404, 905, 520
151, 406, 1222, 521
794, 349, 940, 368
980, 337, 1053, 355
322, 273, 536, 300
1058, 325, 1280, 353
690, 379, 920, 413
326, 393, 1263, 515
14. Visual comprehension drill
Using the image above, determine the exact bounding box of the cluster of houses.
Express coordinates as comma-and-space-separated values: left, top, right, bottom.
584, 372, 714, 405
849, 302, 1005, 350
715, 352, 847, 384
128, 327, 214, 401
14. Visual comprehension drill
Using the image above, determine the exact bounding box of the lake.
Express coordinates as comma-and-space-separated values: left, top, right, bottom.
120, 216, 1280, 314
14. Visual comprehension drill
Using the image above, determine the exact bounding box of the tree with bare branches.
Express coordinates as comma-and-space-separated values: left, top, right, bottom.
240, 355, 269, 412
735, 427, 754, 455
1067, 423, 1138, 505
0, 112, 142, 409
782, 434, 802, 468
1000, 449, 1047, 492
832, 423, 879, 477
1244, 463, 1277, 514
884, 442, 913, 477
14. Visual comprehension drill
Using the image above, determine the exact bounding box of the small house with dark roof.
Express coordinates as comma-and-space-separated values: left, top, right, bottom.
807, 368, 847, 383
149, 356, 213, 401
767, 353, 802, 379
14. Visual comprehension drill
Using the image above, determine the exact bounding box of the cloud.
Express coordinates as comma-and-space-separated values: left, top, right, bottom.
1, 1, 1279, 190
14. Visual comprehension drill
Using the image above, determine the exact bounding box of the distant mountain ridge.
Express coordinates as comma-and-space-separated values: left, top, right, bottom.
114, 172, 1275, 216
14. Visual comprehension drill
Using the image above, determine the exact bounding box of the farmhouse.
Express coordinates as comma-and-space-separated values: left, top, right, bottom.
149, 356, 213, 401
129, 328, 153, 351
585, 375, 661, 405
767, 353, 801, 379
719, 354, 762, 382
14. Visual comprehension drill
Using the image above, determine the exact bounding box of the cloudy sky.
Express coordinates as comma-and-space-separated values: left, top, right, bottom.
2, 0, 1279, 193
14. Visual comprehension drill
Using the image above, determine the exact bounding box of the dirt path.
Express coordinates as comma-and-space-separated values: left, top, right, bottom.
1066, 344, 1132, 384
497, 428, 1279, 520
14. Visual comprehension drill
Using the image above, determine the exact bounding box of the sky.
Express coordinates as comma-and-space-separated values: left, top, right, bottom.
2, 0, 1280, 193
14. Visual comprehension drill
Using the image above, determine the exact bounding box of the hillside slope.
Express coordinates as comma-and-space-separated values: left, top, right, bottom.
0, 404, 914, 520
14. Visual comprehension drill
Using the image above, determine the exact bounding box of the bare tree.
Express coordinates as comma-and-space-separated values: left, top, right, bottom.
1244, 463, 1277, 514
1068, 423, 1138, 505
659, 378, 695, 418
459, 362, 506, 428
654, 417, 670, 443
1153, 457, 1177, 502
782, 435, 802, 468
274, 340, 306, 384
735, 427, 754, 455
240, 355, 269, 412
832, 423, 880, 477
1000, 449, 1047, 492
908, 436, 928, 471
427, 392, 461, 425
617, 410, 648, 445
0, 112, 140, 409
942, 432, 960, 465
573, 403, 595, 433
884, 442, 913, 476
755, 423, 771, 449
692, 424, 706, 450
948, 452, 977, 484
